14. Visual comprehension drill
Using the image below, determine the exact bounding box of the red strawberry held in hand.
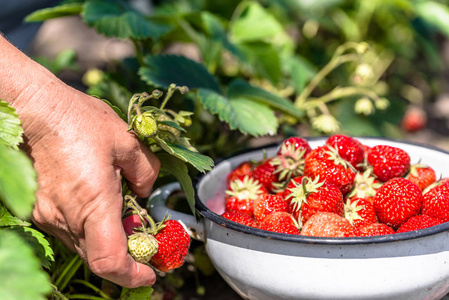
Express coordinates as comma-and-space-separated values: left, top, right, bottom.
301, 211, 357, 237
373, 178, 423, 229
149, 219, 191, 272
367, 145, 410, 182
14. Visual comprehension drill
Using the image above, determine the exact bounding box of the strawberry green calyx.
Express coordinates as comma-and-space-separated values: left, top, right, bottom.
344, 199, 364, 226
271, 146, 307, 183
127, 232, 159, 263
226, 176, 264, 200
285, 176, 324, 214
347, 169, 381, 199
324, 145, 356, 172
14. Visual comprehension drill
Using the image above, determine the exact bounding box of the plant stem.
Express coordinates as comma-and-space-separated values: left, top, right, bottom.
300, 86, 379, 110
295, 53, 361, 108
55, 255, 84, 291
71, 280, 111, 299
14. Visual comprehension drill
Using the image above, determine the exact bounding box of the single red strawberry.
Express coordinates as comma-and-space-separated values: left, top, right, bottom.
221, 210, 257, 228
253, 193, 289, 224
301, 211, 357, 237
259, 211, 300, 235
252, 158, 279, 193
325, 134, 365, 170
401, 105, 427, 132
283, 176, 344, 226
373, 178, 423, 229
122, 210, 147, 236
225, 176, 267, 216
396, 214, 441, 233
303, 145, 356, 195
421, 183, 449, 223
270, 137, 311, 190
149, 220, 191, 272
276, 136, 311, 157
405, 163, 436, 190
227, 161, 254, 187
346, 169, 382, 203
344, 197, 377, 228
357, 222, 395, 237
367, 145, 410, 182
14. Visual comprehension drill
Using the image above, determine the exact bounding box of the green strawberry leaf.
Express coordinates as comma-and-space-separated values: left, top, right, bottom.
200, 12, 246, 61
0, 143, 37, 220
82, 0, 172, 40
25, 3, 83, 22
120, 286, 154, 300
156, 153, 195, 216
158, 120, 186, 133
0, 230, 52, 300
227, 79, 305, 120
238, 42, 281, 84
0, 100, 23, 150
139, 55, 221, 93
198, 88, 278, 136
8, 226, 54, 269
0, 204, 31, 227
154, 137, 214, 173
229, 1, 285, 43
415, 1, 449, 37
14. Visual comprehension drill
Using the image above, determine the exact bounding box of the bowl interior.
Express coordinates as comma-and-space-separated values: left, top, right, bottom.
195, 137, 449, 243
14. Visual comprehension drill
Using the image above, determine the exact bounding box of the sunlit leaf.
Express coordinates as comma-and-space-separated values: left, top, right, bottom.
0, 144, 37, 220
227, 79, 305, 120
238, 42, 281, 84
154, 138, 214, 173
198, 89, 278, 136
0, 101, 23, 150
0, 230, 51, 300
139, 54, 220, 92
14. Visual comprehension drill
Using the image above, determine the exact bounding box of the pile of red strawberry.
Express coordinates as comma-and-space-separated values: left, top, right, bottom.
221, 135, 449, 237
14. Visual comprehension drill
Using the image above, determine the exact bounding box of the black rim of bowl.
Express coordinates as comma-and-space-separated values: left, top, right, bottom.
193, 136, 449, 245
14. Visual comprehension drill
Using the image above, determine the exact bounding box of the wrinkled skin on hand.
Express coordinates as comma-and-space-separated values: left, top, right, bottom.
0, 35, 160, 288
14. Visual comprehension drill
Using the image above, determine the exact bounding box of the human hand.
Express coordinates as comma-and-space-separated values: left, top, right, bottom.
16, 83, 160, 288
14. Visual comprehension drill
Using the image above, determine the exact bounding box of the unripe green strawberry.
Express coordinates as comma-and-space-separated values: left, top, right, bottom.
133, 113, 157, 137
127, 232, 159, 264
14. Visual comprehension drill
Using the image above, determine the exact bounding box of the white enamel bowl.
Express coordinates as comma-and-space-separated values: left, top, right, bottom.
148, 137, 449, 300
